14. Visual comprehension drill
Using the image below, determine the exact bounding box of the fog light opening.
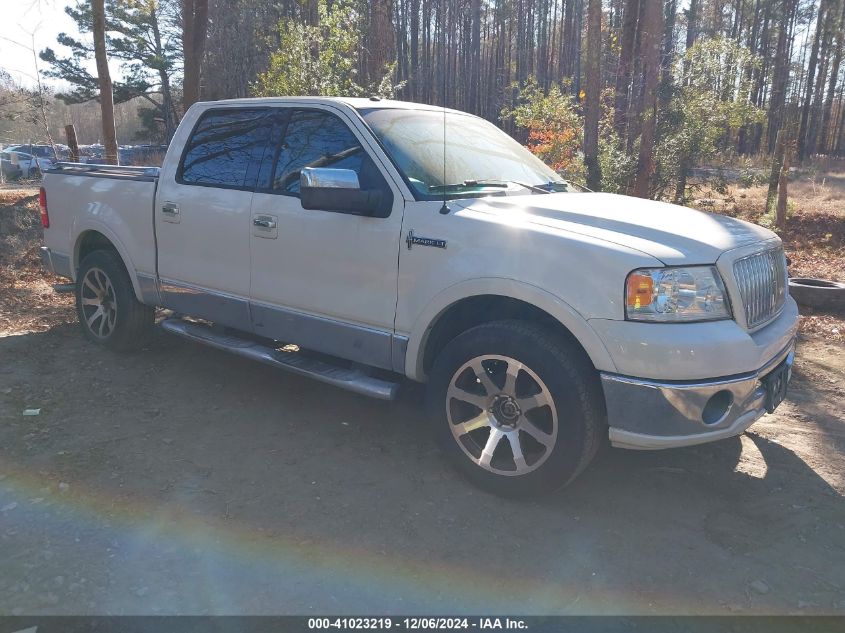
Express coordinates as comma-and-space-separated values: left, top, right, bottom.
702, 390, 733, 425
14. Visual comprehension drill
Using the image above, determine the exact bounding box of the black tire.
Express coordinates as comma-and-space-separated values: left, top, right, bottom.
426, 320, 606, 497
75, 249, 154, 352
788, 278, 845, 312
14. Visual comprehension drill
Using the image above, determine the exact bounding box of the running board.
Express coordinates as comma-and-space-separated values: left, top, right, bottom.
160, 318, 400, 401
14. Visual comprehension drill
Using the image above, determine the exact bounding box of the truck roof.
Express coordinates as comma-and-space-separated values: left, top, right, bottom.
194, 96, 469, 115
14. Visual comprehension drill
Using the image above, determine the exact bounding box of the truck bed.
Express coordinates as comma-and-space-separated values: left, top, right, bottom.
41, 162, 161, 290
47, 162, 161, 181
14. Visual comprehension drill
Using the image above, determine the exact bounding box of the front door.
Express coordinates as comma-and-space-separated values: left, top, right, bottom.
155, 107, 274, 329
248, 106, 405, 370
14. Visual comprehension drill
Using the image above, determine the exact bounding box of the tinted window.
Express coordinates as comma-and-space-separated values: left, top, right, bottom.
180, 109, 271, 188
272, 110, 367, 194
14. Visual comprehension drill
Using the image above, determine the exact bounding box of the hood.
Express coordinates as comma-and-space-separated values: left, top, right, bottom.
456, 192, 777, 265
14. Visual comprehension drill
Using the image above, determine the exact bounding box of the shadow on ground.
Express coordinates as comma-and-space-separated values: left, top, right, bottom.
0, 325, 843, 615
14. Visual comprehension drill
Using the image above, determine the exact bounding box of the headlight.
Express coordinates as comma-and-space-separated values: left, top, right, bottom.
625, 266, 730, 322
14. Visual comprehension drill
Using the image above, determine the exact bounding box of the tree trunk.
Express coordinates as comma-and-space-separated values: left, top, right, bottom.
737, 0, 762, 153
150, 9, 177, 140
584, 0, 602, 189
182, 0, 209, 111
806, 2, 837, 157
91, 0, 118, 165
767, 0, 798, 153
468, 0, 481, 112
658, 0, 677, 112
797, 0, 828, 160
632, 0, 662, 198
625, 0, 648, 151
409, 0, 420, 99
776, 140, 792, 230
613, 0, 640, 136
818, 0, 844, 154
367, 0, 395, 85
682, 0, 699, 80
674, 157, 690, 203
304, 0, 319, 26
767, 128, 790, 217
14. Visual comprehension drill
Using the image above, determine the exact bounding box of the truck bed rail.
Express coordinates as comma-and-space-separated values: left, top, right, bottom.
49, 162, 160, 181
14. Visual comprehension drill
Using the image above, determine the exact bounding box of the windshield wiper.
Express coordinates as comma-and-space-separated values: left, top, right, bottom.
547, 179, 591, 192
472, 179, 552, 194
428, 180, 508, 191
429, 179, 551, 194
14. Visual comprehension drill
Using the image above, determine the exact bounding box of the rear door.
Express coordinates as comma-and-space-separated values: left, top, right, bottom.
248, 106, 406, 370
155, 107, 274, 329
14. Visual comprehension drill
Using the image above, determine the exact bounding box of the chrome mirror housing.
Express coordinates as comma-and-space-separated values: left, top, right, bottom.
300, 167, 361, 190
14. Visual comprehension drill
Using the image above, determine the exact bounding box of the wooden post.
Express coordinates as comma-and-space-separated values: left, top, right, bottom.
65, 124, 80, 163
776, 139, 794, 230
766, 129, 786, 216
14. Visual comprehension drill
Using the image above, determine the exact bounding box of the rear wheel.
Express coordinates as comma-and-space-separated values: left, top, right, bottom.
426, 321, 605, 496
76, 250, 154, 351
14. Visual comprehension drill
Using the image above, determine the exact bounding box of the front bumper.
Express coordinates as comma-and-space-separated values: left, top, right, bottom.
601, 340, 794, 450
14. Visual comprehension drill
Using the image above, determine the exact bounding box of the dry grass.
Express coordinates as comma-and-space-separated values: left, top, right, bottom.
0, 187, 74, 337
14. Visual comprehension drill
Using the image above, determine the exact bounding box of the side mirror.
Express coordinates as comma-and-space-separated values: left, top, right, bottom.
300, 167, 386, 217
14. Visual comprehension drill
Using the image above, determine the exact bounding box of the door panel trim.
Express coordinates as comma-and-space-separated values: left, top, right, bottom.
137, 272, 161, 305
251, 300, 394, 370
391, 335, 408, 374
159, 278, 251, 331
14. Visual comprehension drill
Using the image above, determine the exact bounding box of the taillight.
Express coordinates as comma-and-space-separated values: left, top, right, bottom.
39, 186, 49, 228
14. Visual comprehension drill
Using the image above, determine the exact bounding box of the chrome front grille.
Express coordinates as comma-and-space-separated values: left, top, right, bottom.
733, 247, 788, 328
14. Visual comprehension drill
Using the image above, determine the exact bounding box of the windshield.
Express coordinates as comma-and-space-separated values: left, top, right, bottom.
360, 108, 574, 199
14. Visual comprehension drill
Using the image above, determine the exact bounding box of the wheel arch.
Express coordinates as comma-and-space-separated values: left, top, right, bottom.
405, 279, 617, 382
73, 227, 144, 302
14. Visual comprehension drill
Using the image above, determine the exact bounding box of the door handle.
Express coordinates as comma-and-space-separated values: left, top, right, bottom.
252, 214, 278, 238
161, 202, 180, 223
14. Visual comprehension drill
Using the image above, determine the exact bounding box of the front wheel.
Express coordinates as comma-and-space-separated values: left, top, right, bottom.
75, 250, 154, 351
426, 321, 605, 496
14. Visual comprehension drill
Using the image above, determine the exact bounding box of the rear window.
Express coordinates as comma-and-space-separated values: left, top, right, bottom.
179, 109, 272, 188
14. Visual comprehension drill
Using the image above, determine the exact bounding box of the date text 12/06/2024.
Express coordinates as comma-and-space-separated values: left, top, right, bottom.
307, 618, 528, 630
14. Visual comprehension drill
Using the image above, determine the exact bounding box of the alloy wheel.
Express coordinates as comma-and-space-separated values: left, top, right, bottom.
446, 354, 558, 476
79, 267, 118, 339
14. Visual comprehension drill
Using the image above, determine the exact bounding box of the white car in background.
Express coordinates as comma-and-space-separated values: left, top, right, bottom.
6, 150, 54, 178
4, 144, 66, 178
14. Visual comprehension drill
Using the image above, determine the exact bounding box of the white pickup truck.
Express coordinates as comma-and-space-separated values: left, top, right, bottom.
40, 97, 798, 495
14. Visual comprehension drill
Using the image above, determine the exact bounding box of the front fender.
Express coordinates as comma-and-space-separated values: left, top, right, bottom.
404, 277, 618, 381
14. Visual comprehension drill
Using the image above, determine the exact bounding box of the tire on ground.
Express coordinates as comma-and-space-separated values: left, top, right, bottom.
788, 278, 845, 312
426, 320, 606, 497
75, 249, 154, 352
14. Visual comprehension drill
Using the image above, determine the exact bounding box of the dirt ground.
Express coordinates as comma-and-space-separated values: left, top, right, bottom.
0, 183, 844, 616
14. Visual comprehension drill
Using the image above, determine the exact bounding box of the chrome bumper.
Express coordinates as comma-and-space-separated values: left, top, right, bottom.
601, 341, 795, 450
